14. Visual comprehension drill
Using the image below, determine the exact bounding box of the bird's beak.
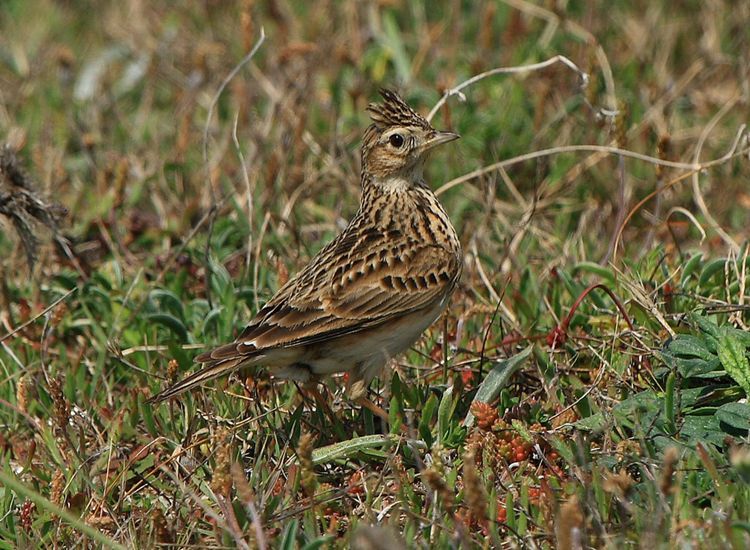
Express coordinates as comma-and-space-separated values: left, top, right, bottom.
422, 131, 460, 152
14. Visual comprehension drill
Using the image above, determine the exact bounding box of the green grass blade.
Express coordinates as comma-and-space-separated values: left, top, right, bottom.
0, 470, 127, 550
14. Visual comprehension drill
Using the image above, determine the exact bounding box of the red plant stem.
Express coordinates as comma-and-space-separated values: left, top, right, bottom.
561, 283, 635, 333
463, 284, 635, 356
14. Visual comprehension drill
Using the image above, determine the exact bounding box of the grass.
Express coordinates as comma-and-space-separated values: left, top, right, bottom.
1, 0, 750, 547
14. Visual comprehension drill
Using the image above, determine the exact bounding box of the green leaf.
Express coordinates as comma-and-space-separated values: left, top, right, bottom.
548, 436, 576, 463
716, 402, 750, 431
699, 258, 727, 287
693, 314, 722, 341
679, 414, 727, 446
674, 356, 722, 378
572, 261, 616, 286
729, 329, 750, 348
505, 491, 515, 530
419, 393, 439, 446
280, 519, 299, 550
554, 268, 582, 302
311, 435, 395, 465
511, 419, 534, 443
389, 396, 403, 435
0, 470, 128, 550
582, 390, 664, 434
717, 332, 750, 396
140, 393, 158, 437
380, 12, 412, 83
464, 346, 533, 427
681, 252, 704, 281
661, 334, 723, 378
664, 371, 676, 434
615, 390, 661, 417
668, 335, 716, 361
574, 412, 606, 431
391, 371, 403, 402
679, 386, 717, 410
149, 288, 184, 318
202, 307, 225, 334
437, 385, 456, 444
209, 258, 234, 297
302, 536, 335, 550
147, 312, 189, 342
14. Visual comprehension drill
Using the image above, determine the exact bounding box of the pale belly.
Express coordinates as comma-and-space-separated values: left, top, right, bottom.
272, 297, 448, 383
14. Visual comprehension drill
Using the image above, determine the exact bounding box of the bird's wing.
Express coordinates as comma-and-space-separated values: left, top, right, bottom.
197, 225, 461, 362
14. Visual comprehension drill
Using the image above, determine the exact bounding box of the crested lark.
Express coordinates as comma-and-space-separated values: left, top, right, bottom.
150, 89, 461, 406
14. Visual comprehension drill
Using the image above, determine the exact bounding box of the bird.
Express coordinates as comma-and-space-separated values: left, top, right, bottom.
149, 89, 462, 412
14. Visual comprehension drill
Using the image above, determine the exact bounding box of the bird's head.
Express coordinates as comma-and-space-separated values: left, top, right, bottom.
361, 89, 458, 181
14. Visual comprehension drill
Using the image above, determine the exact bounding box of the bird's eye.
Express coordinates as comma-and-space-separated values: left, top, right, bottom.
389, 133, 404, 148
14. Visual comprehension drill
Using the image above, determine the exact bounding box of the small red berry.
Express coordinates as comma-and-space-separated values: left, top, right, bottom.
497, 505, 507, 523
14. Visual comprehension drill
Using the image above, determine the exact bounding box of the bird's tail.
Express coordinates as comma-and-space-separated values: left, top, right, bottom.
147, 357, 245, 404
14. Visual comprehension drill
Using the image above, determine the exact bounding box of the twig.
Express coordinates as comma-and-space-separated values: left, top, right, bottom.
201, 27, 266, 309
690, 93, 742, 253
612, 125, 749, 262
602, 153, 627, 264
562, 283, 634, 333
120, 343, 205, 356
477, 276, 512, 378
216, 493, 251, 550
232, 111, 256, 284
427, 54, 588, 122
0, 145, 68, 270
610, 263, 676, 337
501, 0, 618, 113
231, 462, 267, 550
664, 207, 707, 244
0, 396, 41, 430
202, 27, 267, 175
548, 347, 609, 423
436, 139, 750, 197
153, 463, 247, 546
0, 288, 76, 343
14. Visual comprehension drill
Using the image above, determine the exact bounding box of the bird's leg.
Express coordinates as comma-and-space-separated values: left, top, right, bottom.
354, 395, 389, 422
307, 383, 338, 423
292, 370, 341, 426
348, 377, 390, 423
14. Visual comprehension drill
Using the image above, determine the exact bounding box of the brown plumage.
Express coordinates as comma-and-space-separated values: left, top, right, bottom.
149, 89, 461, 404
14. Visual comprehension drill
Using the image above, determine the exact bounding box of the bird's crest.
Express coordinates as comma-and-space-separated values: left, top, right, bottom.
366, 89, 431, 130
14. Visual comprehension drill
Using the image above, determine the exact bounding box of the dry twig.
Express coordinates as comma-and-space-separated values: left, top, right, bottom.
0, 145, 67, 270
